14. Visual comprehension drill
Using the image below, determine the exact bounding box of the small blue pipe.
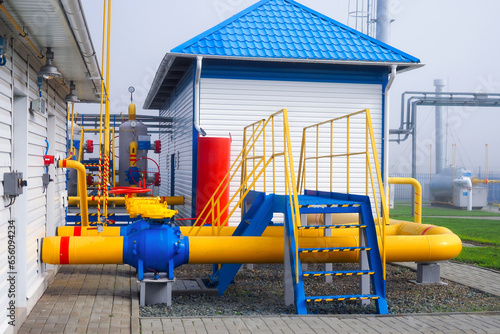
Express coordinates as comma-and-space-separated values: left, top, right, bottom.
45, 139, 49, 173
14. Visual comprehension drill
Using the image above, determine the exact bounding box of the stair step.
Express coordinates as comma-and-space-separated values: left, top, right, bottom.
298, 224, 366, 230
299, 246, 370, 253
306, 294, 380, 303
303, 270, 374, 277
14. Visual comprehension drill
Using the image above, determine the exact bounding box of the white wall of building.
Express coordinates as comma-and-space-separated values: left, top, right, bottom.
159, 66, 195, 219
199, 78, 383, 224
0, 39, 68, 333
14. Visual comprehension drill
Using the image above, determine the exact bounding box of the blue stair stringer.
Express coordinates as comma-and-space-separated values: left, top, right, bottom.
284, 189, 388, 315
209, 190, 277, 295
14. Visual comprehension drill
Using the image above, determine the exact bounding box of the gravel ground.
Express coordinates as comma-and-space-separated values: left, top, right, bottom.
140, 263, 500, 317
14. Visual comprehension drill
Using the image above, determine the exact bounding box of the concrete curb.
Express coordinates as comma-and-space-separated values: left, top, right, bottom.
131, 276, 140, 334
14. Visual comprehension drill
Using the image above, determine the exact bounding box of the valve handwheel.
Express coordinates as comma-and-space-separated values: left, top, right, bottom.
109, 186, 151, 195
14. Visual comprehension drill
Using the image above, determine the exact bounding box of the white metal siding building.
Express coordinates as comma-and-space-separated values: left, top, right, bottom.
0, 1, 101, 332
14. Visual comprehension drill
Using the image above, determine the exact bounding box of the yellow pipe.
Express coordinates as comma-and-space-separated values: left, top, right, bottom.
68, 196, 125, 206
188, 232, 461, 264
41, 235, 123, 265
128, 102, 136, 120
43, 224, 461, 265
78, 127, 85, 162
472, 177, 500, 185
388, 177, 422, 224
104, 0, 112, 189
0, 5, 44, 59
68, 103, 76, 160
159, 196, 185, 205
97, 0, 107, 225
59, 159, 89, 226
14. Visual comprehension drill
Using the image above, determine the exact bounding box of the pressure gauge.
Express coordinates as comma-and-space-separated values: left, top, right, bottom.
130, 121, 137, 128
128, 86, 135, 93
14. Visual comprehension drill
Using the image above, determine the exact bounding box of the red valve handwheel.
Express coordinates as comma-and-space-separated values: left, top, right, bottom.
109, 186, 151, 195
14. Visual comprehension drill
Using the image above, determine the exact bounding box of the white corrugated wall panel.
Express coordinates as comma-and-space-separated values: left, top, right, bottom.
26, 100, 47, 297
200, 78, 383, 224
0, 51, 12, 334
0, 42, 69, 326
159, 66, 194, 219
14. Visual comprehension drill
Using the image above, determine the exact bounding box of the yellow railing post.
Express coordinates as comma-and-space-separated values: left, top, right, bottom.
388, 177, 422, 223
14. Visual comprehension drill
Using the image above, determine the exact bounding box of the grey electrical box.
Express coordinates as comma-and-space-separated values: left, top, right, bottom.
42, 173, 52, 192
30, 98, 46, 114
3, 172, 27, 197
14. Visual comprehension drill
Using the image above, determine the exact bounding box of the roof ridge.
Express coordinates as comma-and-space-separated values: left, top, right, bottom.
171, 0, 419, 64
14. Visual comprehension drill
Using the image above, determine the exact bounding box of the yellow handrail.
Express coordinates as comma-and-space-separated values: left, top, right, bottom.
297, 109, 389, 279
388, 177, 422, 223
189, 108, 302, 271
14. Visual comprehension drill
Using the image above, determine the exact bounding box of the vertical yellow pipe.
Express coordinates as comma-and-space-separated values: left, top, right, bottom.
59, 159, 89, 226
78, 128, 85, 162
103, 0, 112, 219
388, 177, 422, 224
98, 0, 108, 224
68, 102, 75, 159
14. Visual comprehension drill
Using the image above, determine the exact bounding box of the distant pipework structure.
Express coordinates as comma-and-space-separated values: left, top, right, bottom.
434, 79, 447, 174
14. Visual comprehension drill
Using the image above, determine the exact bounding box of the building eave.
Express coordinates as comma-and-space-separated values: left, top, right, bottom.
144, 52, 424, 110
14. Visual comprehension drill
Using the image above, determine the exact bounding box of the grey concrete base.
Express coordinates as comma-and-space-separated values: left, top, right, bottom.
284, 236, 294, 306
139, 278, 174, 307
416, 262, 442, 284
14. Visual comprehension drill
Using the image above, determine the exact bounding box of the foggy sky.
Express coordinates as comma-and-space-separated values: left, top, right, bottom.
80, 0, 500, 175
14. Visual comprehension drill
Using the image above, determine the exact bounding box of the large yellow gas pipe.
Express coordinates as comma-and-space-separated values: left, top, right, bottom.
42, 225, 461, 265
59, 159, 89, 226
388, 177, 422, 223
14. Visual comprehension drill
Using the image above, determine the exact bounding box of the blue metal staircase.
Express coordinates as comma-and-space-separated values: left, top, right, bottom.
284, 189, 388, 315
208, 191, 277, 295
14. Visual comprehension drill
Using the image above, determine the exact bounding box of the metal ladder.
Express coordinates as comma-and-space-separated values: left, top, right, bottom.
285, 190, 388, 314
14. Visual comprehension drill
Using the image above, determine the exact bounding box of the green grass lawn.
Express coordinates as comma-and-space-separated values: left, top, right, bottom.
390, 204, 500, 217
390, 204, 500, 270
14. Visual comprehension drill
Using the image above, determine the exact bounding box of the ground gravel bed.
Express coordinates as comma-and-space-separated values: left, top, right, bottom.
140, 263, 500, 317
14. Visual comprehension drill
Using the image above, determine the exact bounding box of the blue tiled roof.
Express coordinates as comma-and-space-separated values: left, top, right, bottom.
171, 0, 419, 63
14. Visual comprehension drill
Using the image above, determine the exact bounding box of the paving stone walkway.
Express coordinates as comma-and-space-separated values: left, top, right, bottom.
17, 262, 500, 334
140, 313, 500, 333
18, 265, 134, 334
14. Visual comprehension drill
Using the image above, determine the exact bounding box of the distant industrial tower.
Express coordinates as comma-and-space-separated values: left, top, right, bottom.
347, 0, 376, 37
348, 0, 393, 44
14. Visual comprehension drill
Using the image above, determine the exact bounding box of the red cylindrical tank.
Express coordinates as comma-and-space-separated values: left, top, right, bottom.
196, 137, 231, 226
